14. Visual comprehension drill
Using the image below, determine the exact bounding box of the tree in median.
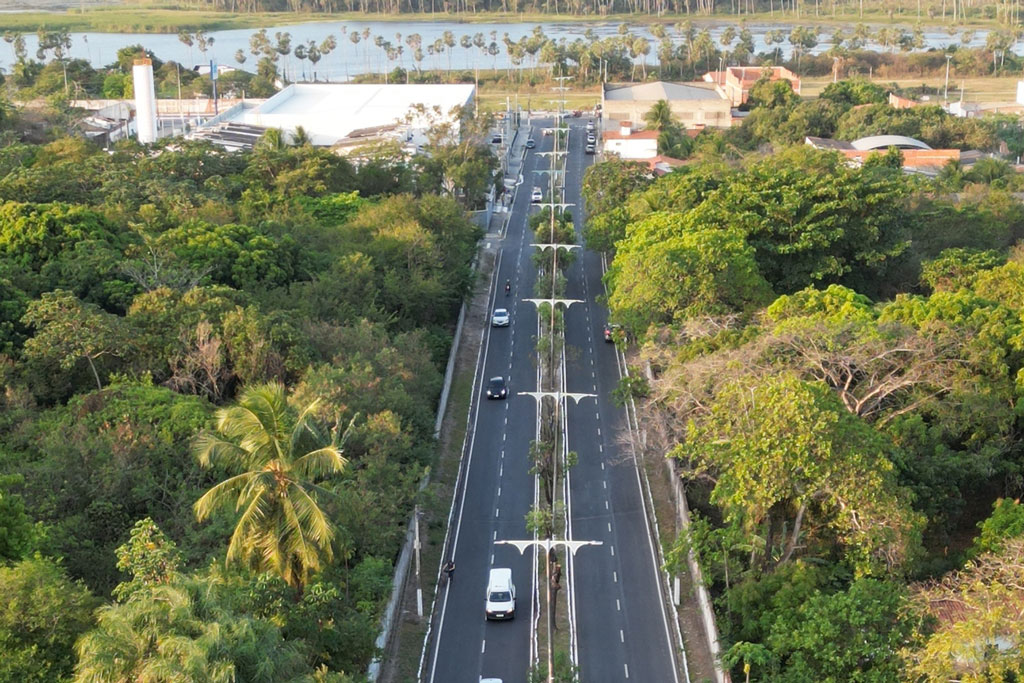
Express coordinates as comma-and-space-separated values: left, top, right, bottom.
193, 383, 350, 593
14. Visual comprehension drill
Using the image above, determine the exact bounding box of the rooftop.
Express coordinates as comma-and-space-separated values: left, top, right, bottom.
603, 81, 722, 102
197, 83, 475, 147
604, 128, 660, 140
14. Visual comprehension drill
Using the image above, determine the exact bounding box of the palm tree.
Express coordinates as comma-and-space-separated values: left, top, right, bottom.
644, 99, 678, 131
193, 383, 350, 594
74, 576, 308, 682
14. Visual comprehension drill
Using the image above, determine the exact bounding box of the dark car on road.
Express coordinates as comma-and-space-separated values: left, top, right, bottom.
486, 376, 508, 399
603, 324, 622, 343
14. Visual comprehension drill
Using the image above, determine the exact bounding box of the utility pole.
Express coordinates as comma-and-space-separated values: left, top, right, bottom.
495, 535, 603, 683
944, 53, 952, 104
503, 381, 595, 683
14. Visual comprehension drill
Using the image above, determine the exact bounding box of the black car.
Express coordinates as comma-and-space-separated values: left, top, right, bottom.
486, 376, 508, 399
525, 138, 536, 149
603, 324, 621, 343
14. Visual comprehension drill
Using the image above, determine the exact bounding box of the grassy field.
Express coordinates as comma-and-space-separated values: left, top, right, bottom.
0, 0, 1019, 34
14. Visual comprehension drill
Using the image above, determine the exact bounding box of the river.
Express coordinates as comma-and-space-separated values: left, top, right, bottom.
7, 19, 1016, 81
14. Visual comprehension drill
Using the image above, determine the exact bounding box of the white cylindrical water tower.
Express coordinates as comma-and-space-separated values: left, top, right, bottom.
132, 58, 157, 144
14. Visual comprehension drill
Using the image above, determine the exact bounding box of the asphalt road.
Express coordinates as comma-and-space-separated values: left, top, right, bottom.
426, 119, 680, 683
560, 123, 680, 683
427, 123, 544, 683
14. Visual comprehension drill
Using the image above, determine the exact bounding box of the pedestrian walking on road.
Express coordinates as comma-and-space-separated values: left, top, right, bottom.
442, 559, 456, 584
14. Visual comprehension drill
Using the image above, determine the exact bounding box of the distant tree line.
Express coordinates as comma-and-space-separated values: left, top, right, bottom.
181, 0, 1024, 23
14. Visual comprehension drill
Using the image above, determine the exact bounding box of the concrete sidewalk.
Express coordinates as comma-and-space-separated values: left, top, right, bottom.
488, 122, 532, 235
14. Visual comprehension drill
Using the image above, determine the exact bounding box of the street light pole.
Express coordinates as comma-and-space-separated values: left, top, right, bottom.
944, 54, 952, 104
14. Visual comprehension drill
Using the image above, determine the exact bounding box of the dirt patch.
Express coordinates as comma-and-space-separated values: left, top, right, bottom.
379, 246, 498, 683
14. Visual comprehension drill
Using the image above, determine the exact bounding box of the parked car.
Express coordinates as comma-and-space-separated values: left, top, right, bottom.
603, 323, 621, 342
485, 376, 508, 399
586, 133, 596, 144
491, 308, 510, 327
531, 186, 543, 203
586, 120, 595, 131
585, 143, 595, 155
491, 133, 503, 144
525, 138, 536, 149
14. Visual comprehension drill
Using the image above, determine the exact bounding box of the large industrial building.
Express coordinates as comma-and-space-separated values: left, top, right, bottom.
190, 82, 476, 152
601, 81, 735, 131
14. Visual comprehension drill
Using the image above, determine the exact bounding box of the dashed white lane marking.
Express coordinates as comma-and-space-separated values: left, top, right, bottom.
504, 417, 508, 425
625, 664, 630, 679
597, 428, 601, 436
598, 444, 603, 453
605, 500, 609, 510
595, 412, 600, 420
482, 640, 486, 653
611, 545, 615, 556
620, 630, 625, 643
498, 487, 502, 497
493, 531, 497, 540
499, 463, 503, 476
601, 462, 605, 471
608, 522, 612, 532
503, 433, 507, 441
613, 571, 618, 583
616, 599, 621, 611
603, 481, 607, 489
495, 508, 499, 517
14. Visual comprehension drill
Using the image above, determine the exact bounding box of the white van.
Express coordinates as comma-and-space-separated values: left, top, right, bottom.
484, 568, 516, 620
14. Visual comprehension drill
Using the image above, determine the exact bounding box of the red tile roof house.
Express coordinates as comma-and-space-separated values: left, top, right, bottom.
703, 66, 801, 106
602, 121, 660, 160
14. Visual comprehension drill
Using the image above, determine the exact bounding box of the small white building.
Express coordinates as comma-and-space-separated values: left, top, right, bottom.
192, 82, 475, 151
601, 122, 659, 160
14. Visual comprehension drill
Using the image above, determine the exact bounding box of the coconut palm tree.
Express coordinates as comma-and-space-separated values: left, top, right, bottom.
74, 576, 308, 682
193, 383, 350, 594
644, 99, 678, 131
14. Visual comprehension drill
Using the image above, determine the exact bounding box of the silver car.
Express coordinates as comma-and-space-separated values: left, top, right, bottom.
491, 308, 510, 327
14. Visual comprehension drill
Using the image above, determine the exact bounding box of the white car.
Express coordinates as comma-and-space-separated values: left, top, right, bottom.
586, 133, 597, 144
485, 568, 516, 620
586, 120, 595, 131
491, 308, 510, 327
531, 187, 543, 203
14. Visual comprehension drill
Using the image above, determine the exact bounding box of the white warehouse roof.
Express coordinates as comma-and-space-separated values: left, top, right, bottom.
201, 83, 475, 147
850, 135, 932, 151
603, 81, 723, 102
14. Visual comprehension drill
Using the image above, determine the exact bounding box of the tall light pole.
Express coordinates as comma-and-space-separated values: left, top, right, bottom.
944, 53, 952, 104
513, 386, 595, 683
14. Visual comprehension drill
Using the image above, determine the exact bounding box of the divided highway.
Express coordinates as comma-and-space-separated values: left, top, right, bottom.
424, 119, 681, 683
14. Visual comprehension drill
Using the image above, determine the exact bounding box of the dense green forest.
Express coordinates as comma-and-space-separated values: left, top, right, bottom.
0, 86, 496, 678
585, 79, 1024, 680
